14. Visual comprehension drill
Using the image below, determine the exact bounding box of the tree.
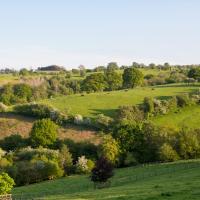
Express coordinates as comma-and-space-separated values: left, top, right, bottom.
82, 73, 107, 92
112, 122, 143, 156
159, 143, 179, 162
13, 83, 32, 102
143, 97, 154, 117
59, 145, 73, 175
30, 118, 58, 147
0, 173, 15, 195
91, 157, 114, 188
188, 68, 200, 81
105, 70, 122, 91
79, 65, 86, 77
122, 68, 143, 88
98, 135, 120, 164
19, 68, 29, 76
107, 62, 119, 71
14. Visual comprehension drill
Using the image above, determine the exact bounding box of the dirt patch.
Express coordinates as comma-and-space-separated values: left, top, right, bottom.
0, 113, 99, 143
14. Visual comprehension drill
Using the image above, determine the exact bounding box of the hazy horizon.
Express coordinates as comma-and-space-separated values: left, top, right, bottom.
1, 0, 200, 69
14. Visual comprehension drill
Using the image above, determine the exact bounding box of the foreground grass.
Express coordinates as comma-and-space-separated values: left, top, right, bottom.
12, 159, 200, 200
40, 84, 199, 117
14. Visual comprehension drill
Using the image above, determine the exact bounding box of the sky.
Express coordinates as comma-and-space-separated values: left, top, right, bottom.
0, 0, 200, 69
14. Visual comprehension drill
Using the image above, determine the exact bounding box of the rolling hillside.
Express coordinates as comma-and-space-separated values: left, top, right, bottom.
12, 159, 200, 200
40, 84, 199, 117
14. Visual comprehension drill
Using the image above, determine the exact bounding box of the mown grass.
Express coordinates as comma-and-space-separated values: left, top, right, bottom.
40, 84, 199, 118
12, 159, 200, 200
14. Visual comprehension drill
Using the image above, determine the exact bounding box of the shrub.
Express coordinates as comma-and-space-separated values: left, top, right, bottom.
122, 68, 143, 88
91, 157, 114, 186
117, 105, 144, 123
98, 135, 120, 164
176, 94, 191, 107
76, 156, 91, 174
42, 160, 64, 180
0, 134, 27, 151
95, 114, 113, 130
0, 103, 7, 112
159, 143, 179, 162
14, 103, 68, 126
58, 145, 73, 175
124, 152, 138, 166
74, 114, 83, 125
177, 128, 200, 159
30, 119, 58, 147
143, 97, 154, 116
13, 83, 32, 103
0, 172, 15, 195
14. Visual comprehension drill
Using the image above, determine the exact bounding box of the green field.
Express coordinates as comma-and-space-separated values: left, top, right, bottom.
12, 159, 200, 200
151, 105, 200, 129
40, 84, 199, 117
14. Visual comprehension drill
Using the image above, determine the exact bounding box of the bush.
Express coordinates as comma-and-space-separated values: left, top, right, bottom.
124, 152, 138, 167
159, 143, 179, 162
0, 103, 7, 112
74, 114, 83, 125
117, 105, 144, 123
176, 94, 191, 107
143, 97, 154, 116
14, 103, 68, 126
91, 157, 114, 186
58, 145, 73, 175
30, 119, 58, 147
0, 134, 28, 151
98, 135, 120, 164
177, 128, 200, 159
122, 68, 143, 88
95, 114, 113, 130
76, 156, 92, 174
0, 172, 15, 195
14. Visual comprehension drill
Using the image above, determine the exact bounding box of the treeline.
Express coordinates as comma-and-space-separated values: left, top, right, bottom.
1, 66, 200, 106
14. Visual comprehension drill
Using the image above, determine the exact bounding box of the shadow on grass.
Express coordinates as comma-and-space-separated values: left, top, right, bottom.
0, 112, 35, 122
89, 108, 117, 117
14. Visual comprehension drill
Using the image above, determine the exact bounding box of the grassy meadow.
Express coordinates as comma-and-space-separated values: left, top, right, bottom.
12, 159, 200, 200
40, 84, 199, 117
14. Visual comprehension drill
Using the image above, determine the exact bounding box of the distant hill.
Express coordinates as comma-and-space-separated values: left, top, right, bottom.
37, 65, 66, 71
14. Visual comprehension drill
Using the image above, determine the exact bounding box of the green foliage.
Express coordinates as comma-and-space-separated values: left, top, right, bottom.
82, 73, 107, 92
95, 114, 113, 130
122, 68, 143, 88
124, 152, 138, 166
58, 145, 73, 175
177, 128, 200, 159
13, 83, 32, 103
143, 97, 154, 115
107, 62, 119, 71
112, 122, 143, 157
105, 70, 122, 91
0, 134, 28, 151
117, 105, 144, 123
159, 143, 179, 162
188, 68, 200, 80
14, 103, 68, 126
98, 135, 120, 164
76, 156, 93, 174
0, 172, 15, 195
30, 119, 58, 147
176, 94, 191, 107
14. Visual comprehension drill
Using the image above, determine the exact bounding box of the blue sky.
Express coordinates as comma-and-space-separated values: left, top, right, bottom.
0, 0, 200, 69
